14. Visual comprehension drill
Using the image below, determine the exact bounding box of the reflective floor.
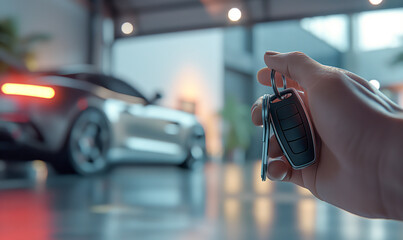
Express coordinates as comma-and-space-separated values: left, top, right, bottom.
0, 160, 402, 240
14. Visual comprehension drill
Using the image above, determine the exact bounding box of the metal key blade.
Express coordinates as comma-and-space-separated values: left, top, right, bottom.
261, 94, 271, 181
264, 97, 271, 180
261, 95, 267, 181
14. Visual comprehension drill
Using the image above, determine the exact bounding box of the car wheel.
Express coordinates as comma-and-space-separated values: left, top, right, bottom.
52, 109, 111, 175
180, 133, 206, 169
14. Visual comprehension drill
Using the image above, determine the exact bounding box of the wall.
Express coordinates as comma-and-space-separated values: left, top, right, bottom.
345, 48, 403, 86
0, 0, 88, 70
112, 29, 224, 156
253, 20, 342, 79
354, 48, 403, 107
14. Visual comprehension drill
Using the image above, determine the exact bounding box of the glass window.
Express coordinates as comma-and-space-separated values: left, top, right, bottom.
300, 14, 349, 52
357, 8, 403, 51
63, 73, 147, 100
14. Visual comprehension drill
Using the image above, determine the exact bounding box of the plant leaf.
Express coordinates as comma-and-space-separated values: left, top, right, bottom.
220, 95, 254, 151
17, 33, 51, 56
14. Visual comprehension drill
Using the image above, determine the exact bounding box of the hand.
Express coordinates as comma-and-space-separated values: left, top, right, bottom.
251, 51, 403, 220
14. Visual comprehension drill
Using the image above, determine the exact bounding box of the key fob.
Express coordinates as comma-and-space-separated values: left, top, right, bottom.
269, 88, 316, 169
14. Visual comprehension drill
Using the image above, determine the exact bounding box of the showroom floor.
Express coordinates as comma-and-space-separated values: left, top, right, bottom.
0, 160, 402, 240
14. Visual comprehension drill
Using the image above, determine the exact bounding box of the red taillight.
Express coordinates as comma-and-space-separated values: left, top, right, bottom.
1, 83, 55, 99
0, 113, 29, 123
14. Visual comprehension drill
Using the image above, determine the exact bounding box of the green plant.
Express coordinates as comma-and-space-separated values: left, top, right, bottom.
392, 52, 403, 65
220, 95, 254, 153
0, 18, 50, 73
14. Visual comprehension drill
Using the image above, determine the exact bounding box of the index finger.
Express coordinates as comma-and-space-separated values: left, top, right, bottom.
257, 67, 304, 91
264, 51, 322, 90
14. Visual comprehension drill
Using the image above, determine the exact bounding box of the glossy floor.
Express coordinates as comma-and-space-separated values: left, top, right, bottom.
0, 160, 402, 240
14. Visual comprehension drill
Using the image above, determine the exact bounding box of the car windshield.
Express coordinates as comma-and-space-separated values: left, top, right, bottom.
61, 73, 148, 101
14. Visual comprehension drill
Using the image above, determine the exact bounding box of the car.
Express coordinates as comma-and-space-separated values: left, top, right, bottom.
0, 70, 206, 175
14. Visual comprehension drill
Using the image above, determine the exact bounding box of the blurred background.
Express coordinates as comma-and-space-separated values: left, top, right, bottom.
1, 0, 403, 239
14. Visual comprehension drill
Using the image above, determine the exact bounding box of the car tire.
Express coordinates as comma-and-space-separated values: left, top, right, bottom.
52, 109, 111, 175
180, 133, 206, 169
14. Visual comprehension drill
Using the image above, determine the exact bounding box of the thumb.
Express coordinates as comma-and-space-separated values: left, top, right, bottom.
264, 51, 322, 90
267, 157, 304, 187
267, 156, 319, 198
267, 157, 291, 181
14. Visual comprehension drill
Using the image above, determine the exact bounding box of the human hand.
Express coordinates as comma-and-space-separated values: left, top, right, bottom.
251, 51, 403, 220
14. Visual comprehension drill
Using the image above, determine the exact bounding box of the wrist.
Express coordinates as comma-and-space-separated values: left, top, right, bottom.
379, 115, 403, 220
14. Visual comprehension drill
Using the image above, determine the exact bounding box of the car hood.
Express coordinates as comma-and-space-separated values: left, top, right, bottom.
144, 104, 200, 127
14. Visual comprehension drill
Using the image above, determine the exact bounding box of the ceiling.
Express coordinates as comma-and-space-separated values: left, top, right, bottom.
106, 0, 403, 38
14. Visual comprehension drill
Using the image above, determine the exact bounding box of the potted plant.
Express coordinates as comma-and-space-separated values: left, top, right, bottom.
220, 95, 254, 162
0, 18, 50, 74
392, 52, 403, 65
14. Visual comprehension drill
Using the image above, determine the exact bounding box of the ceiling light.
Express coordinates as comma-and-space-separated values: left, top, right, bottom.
228, 8, 242, 22
369, 79, 380, 89
369, 0, 383, 6
121, 22, 134, 35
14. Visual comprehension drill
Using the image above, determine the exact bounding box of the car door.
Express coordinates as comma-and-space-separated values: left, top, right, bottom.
99, 76, 186, 163
121, 103, 186, 162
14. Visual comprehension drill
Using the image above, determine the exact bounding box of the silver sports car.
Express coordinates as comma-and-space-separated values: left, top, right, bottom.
0, 71, 206, 175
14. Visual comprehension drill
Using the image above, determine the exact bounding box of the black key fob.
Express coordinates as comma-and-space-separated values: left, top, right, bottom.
269, 88, 316, 169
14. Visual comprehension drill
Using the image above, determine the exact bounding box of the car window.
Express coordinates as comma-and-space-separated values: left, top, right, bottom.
62, 73, 148, 101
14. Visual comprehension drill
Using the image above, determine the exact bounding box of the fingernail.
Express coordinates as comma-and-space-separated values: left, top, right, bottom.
251, 102, 258, 114
265, 51, 279, 56
251, 98, 262, 114
267, 159, 290, 181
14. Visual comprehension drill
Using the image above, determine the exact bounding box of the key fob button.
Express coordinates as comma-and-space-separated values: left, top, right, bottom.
288, 137, 308, 154
283, 124, 305, 141
280, 113, 302, 130
277, 104, 298, 120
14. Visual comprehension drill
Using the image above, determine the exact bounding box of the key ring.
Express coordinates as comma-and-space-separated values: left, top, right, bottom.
271, 69, 287, 99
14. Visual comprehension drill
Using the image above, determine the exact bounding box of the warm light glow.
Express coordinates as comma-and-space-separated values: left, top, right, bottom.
228, 8, 242, 22
253, 197, 273, 237
369, 79, 380, 89
173, 65, 222, 156
297, 199, 316, 239
224, 198, 240, 222
224, 163, 243, 195
1, 83, 55, 99
223, 198, 242, 239
121, 22, 134, 35
369, 0, 383, 5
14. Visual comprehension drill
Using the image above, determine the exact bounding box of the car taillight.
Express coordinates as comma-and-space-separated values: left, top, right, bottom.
1, 83, 55, 99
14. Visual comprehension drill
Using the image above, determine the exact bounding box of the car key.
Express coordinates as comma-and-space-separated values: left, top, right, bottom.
261, 94, 270, 181
268, 70, 316, 169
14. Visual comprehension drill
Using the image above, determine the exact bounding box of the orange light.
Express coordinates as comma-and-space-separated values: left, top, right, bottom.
1, 83, 55, 99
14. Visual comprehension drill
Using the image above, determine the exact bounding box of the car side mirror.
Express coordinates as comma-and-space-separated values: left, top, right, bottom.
150, 92, 162, 104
